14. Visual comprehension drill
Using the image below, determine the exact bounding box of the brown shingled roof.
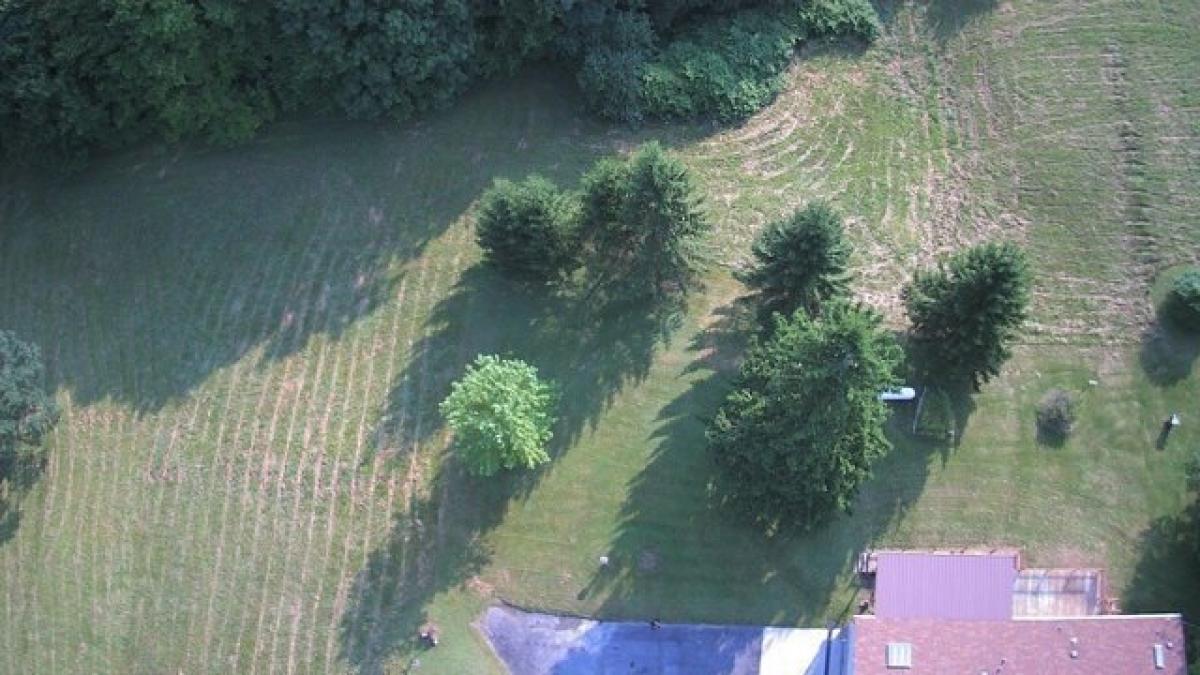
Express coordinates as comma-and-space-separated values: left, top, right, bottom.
850, 614, 1187, 675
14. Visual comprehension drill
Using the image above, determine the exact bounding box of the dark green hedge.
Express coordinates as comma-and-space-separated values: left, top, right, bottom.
0, 0, 881, 164
584, 0, 881, 123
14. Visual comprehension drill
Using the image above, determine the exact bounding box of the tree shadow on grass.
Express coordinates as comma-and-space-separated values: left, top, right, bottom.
1123, 501, 1200, 666
0, 68, 639, 413
921, 0, 1000, 43
578, 297, 946, 627
337, 456, 522, 675
1, 123, 441, 413
341, 267, 690, 671
0, 448, 47, 547
894, 336, 979, 461
368, 265, 687, 467
1036, 425, 1069, 449
1139, 319, 1200, 387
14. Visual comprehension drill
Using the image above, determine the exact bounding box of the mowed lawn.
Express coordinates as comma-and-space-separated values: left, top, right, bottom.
2, 1, 1199, 674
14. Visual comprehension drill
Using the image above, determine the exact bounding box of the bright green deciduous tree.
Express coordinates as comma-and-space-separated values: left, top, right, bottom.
439, 355, 557, 477
742, 201, 852, 320
905, 241, 1031, 390
0, 331, 59, 451
476, 175, 580, 285
708, 302, 901, 532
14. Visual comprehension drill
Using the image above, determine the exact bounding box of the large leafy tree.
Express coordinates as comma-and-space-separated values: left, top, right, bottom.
904, 242, 1031, 389
439, 355, 557, 477
582, 142, 710, 301
476, 175, 579, 285
276, 0, 478, 121
0, 0, 283, 160
0, 331, 59, 451
742, 201, 852, 320
708, 302, 901, 531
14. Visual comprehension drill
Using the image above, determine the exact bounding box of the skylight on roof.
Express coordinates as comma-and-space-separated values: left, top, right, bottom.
886, 642, 913, 669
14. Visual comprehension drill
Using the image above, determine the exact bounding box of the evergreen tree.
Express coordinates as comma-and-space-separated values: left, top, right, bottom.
476, 175, 579, 285
708, 302, 900, 531
742, 201, 851, 320
581, 142, 709, 301
904, 241, 1031, 389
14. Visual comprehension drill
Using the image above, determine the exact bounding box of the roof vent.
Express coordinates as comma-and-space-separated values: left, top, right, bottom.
886, 642, 913, 669
1154, 644, 1166, 670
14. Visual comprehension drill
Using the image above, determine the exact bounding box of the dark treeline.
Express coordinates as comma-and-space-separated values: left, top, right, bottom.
0, 0, 877, 164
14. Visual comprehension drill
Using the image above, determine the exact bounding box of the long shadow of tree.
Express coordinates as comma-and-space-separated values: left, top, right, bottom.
369, 265, 686, 466
0, 124, 434, 412
922, 0, 1000, 42
339, 264, 689, 671
578, 297, 950, 626
0, 69, 628, 413
1140, 319, 1200, 387
900, 331, 980, 455
337, 455, 519, 675
1124, 498, 1200, 669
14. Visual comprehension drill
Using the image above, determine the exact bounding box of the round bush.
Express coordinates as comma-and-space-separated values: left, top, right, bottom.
1165, 269, 1200, 330
1036, 388, 1076, 444
439, 355, 557, 477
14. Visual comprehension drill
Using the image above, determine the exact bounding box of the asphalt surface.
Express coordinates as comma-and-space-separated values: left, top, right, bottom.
480, 605, 842, 675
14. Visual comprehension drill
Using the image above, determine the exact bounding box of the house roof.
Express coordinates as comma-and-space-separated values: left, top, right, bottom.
874, 551, 1019, 620
849, 614, 1187, 675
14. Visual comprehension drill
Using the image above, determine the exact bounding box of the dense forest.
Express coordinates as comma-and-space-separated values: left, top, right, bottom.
0, 0, 877, 163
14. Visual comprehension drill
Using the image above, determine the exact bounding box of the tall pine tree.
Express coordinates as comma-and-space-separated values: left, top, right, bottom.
904, 241, 1030, 389
708, 302, 901, 532
742, 201, 852, 321
475, 175, 580, 285
581, 142, 709, 301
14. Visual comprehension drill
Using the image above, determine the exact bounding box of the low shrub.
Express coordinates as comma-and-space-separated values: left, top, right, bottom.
1036, 388, 1076, 444
582, 1, 883, 124
914, 386, 955, 441
640, 9, 800, 122
798, 0, 881, 41
1165, 269, 1200, 330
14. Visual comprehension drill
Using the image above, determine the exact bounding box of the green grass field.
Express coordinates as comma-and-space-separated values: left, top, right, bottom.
2, 1, 1199, 673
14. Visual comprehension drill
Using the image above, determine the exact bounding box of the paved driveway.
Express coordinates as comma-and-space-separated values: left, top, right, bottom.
479, 606, 843, 675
